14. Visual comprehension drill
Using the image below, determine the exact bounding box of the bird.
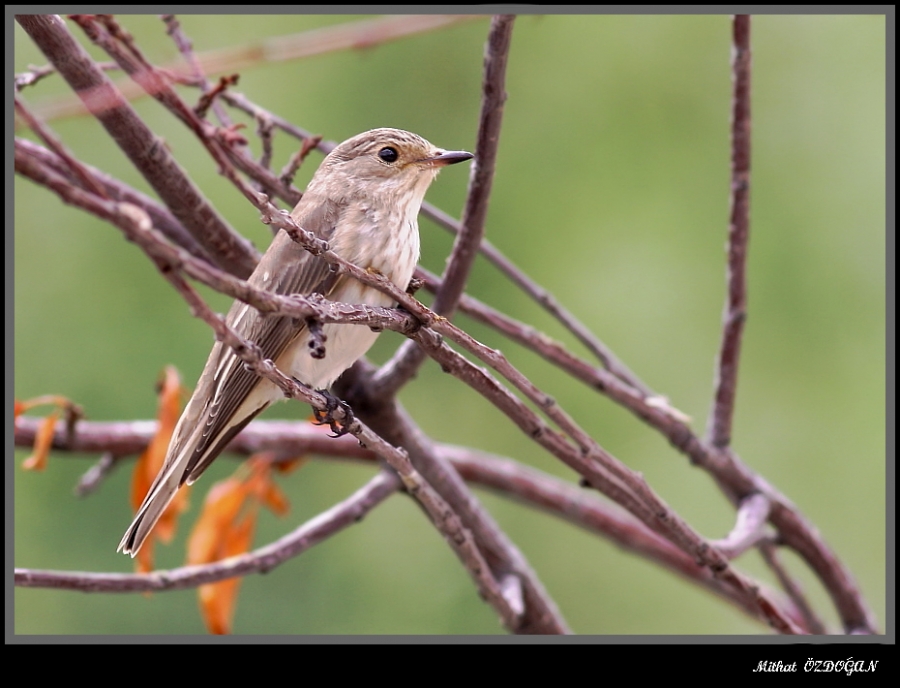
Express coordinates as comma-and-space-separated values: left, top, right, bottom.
118, 128, 473, 556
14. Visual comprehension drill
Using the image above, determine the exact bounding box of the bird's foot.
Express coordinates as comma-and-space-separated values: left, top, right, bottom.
311, 389, 354, 438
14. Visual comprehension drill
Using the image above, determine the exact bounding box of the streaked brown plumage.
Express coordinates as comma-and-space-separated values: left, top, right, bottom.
119, 128, 472, 556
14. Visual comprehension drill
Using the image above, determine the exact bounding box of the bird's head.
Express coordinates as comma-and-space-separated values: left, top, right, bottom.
311, 128, 473, 203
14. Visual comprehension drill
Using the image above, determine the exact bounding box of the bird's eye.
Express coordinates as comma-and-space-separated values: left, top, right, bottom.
378, 147, 399, 163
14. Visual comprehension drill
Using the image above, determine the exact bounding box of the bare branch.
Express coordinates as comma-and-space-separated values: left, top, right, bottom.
16, 471, 401, 593
14, 416, 808, 632
337, 376, 571, 634
372, 14, 515, 396
711, 493, 771, 559
15, 137, 213, 262
16, 14, 259, 277
708, 14, 752, 449
161, 14, 235, 129
401, 322, 802, 632
23, 15, 485, 125
14, 95, 107, 198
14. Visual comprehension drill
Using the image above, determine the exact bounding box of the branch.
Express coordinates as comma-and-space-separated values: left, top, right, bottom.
338, 377, 571, 634
400, 321, 802, 632
372, 14, 515, 396
16, 14, 259, 277
15, 137, 213, 263
707, 14, 751, 449
16, 471, 401, 592
14, 416, 808, 632
22, 15, 485, 125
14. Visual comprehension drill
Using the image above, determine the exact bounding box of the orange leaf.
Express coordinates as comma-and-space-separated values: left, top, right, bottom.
22, 411, 59, 471
274, 456, 307, 475
242, 453, 293, 515
187, 453, 294, 634
197, 510, 257, 634
260, 481, 290, 516
187, 477, 250, 566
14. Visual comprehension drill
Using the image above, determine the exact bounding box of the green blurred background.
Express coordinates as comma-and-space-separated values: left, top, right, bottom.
14, 14, 885, 635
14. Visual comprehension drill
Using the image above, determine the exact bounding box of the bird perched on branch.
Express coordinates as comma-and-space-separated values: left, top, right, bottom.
119, 128, 473, 556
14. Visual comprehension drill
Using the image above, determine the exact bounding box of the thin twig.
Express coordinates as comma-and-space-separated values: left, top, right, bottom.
16, 14, 259, 277
14, 95, 107, 198
421, 205, 655, 395
74, 452, 118, 497
16, 471, 402, 592
13, 416, 807, 632
371, 14, 515, 397
16, 137, 214, 263
707, 14, 751, 449
161, 14, 235, 129
69, 15, 288, 218
22, 15, 485, 125
711, 493, 771, 559
759, 540, 826, 634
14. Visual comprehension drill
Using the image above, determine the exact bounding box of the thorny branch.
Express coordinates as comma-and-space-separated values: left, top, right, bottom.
14, 13, 877, 635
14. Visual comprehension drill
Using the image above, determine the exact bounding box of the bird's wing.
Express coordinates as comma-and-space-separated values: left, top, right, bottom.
118, 197, 346, 555
180, 199, 347, 483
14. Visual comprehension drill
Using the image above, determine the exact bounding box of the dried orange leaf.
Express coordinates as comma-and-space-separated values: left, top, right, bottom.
274, 456, 308, 475
22, 411, 59, 471
187, 477, 249, 566
197, 511, 257, 635
260, 481, 290, 516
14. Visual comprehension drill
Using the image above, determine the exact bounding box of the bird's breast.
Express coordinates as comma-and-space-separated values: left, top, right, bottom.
332, 202, 421, 291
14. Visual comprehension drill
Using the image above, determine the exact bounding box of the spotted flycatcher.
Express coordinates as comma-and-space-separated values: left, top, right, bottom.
119, 128, 473, 555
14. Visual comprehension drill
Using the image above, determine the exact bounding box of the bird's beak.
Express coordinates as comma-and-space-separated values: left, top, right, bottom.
421, 150, 474, 167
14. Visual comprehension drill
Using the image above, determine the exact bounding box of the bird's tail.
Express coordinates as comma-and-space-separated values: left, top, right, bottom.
117, 430, 198, 557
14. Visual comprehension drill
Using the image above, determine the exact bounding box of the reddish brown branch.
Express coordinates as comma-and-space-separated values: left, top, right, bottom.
16, 471, 401, 592
16, 14, 258, 277
13, 14, 877, 635
372, 14, 516, 397
708, 14, 752, 449
14, 416, 807, 632
15, 137, 213, 263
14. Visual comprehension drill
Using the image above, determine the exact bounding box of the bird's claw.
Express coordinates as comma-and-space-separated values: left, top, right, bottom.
312, 390, 354, 438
